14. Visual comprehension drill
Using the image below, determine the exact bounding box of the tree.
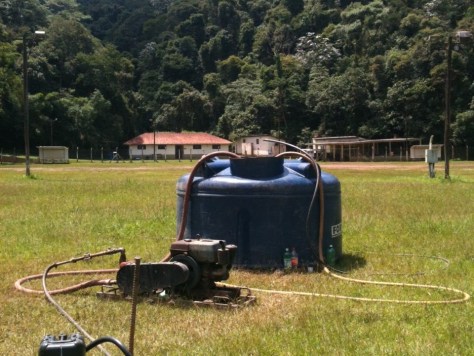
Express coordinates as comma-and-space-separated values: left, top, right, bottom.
295, 32, 341, 69
252, 24, 275, 65
452, 98, 474, 147
176, 13, 206, 45
162, 52, 195, 83
38, 16, 99, 90
0, 42, 22, 147
217, 1, 240, 34
297, 127, 315, 148
0, 0, 49, 29
282, 0, 304, 16
215, 77, 277, 139
59, 94, 95, 146
217, 55, 244, 83
238, 20, 255, 55
155, 89, 212, 132
306, 67, 371, 136
75, 45, 134, 98
383, 79, 438, 139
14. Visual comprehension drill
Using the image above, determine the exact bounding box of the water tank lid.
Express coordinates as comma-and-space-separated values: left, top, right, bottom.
230, 157, 284, 179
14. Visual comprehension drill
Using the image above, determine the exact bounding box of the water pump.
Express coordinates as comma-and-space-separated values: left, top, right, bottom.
102, 238, 254, 307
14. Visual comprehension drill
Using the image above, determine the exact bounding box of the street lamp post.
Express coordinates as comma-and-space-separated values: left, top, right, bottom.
441, 30, 472, 179
444, 35, 452, 179
22, 33, 30, 176
22, 30, 45, 177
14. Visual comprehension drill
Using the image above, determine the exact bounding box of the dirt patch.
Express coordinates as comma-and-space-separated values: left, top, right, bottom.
0, 163, 194, 173
319, 162, 426, 171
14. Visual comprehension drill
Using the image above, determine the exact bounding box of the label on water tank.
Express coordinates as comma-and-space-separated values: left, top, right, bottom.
331, 223, 342, 238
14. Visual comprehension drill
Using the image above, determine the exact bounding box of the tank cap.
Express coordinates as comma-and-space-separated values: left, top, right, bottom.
230, 157, 284, 179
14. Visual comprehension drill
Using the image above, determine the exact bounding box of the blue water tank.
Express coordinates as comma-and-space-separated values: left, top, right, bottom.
176, 157, 342, 268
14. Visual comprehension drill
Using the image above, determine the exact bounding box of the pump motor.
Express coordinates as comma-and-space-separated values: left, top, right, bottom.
38, 334, 86, 356
100, 238, 254, 307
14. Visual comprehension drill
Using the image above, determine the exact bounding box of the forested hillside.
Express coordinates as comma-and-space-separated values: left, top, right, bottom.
1, 0, 473, 152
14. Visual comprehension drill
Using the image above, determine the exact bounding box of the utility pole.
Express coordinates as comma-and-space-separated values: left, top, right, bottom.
22, 33, 30, 177
21, 30, 45, 177
444, 35, 452, 179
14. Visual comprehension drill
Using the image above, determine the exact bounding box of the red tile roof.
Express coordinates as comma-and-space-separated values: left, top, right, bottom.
124, 132, 232, 146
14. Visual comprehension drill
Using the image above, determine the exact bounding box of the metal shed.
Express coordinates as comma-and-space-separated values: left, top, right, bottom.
38, 146, 69, 164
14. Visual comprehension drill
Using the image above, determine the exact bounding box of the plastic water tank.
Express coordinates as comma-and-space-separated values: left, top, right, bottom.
176, 157, 342, 268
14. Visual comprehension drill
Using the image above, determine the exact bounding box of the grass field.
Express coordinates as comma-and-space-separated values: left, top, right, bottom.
0, 160, 473, 355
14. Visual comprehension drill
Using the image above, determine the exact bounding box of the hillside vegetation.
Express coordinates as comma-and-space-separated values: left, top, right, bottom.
1, 0, 473, 151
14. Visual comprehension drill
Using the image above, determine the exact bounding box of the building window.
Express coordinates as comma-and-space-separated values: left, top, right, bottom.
157, 145, 166, 149
193, 145, 202, 149
256, 139, 260, 144
243, 139, 246, 143
212, 145, 221, 149
137, 145, 146, 150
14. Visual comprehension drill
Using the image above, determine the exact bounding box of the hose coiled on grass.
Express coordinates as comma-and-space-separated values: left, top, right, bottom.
221, 266, 470, 305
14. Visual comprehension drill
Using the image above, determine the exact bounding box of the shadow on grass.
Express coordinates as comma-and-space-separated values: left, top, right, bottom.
334, 253, 367, 273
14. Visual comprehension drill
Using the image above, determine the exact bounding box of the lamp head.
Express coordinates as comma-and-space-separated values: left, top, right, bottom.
456, 30, 472, 44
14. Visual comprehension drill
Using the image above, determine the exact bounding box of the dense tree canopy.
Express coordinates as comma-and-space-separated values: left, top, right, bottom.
1, 0, 473, 153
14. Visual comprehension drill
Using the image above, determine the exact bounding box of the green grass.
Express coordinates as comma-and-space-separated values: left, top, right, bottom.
0, 160, 473, 355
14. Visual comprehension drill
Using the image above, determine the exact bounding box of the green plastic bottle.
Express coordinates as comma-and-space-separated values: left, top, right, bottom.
283, 248, 291, 269
326, 244, 336, 267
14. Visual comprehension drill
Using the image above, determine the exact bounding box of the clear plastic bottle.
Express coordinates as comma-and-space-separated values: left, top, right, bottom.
326, 244, 336, 267
283, 248, 291, 269
291, 247, 298, 269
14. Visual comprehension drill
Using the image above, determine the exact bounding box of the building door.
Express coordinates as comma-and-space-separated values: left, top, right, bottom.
175, 145, 184, 159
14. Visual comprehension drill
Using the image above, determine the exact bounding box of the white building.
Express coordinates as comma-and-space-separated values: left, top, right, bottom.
124, 132, 232, 160
233, 135, 286, 156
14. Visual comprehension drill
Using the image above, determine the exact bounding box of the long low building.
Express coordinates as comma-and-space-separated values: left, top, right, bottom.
124, 132, 232, 160
310, 136, 423, 161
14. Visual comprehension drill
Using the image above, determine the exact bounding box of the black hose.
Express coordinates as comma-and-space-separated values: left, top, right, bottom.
86, 336, 132, 356
42, 263, 111, 355
41, 248, 127, 356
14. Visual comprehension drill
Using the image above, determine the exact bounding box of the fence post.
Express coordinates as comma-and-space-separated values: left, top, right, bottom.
76, 146, 79, 162
101, 147, 104, 163
90, 147, 93, 162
